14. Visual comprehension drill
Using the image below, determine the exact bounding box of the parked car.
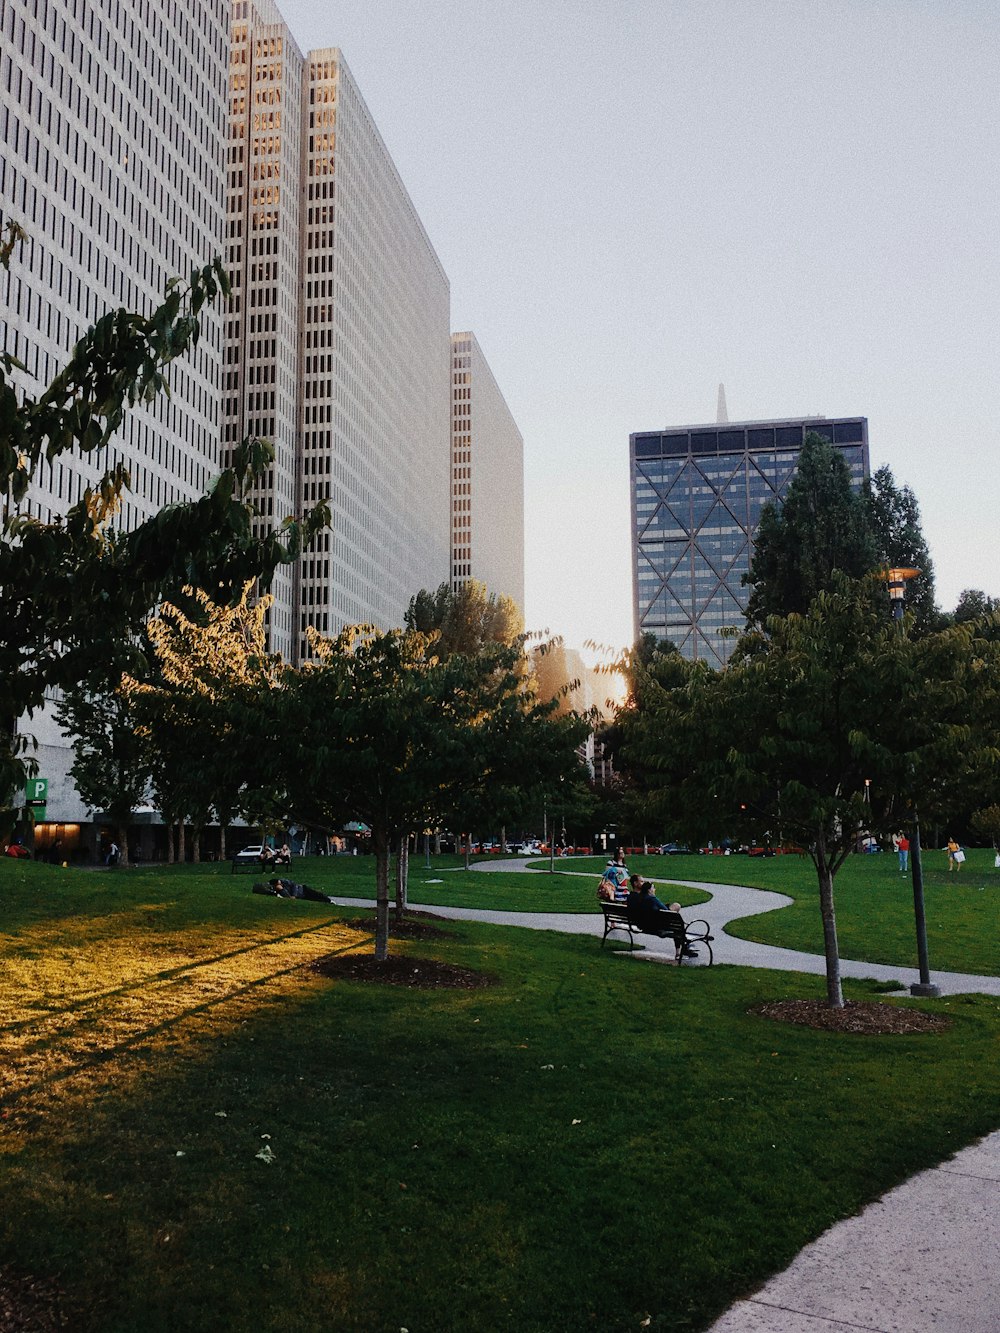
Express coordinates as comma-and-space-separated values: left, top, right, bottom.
659, 842, 692, 855
233, 845, 268, 864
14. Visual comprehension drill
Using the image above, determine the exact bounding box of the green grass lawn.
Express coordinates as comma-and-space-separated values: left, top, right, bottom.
567, 849, 1000, 977
224, 851, 712, 914
3, 858, 1000, 1331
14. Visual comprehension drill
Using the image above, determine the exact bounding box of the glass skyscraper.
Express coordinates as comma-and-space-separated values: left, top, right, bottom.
630, 416, 869, 666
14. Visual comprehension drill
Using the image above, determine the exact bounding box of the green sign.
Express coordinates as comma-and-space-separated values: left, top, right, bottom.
26, 777, 48, 822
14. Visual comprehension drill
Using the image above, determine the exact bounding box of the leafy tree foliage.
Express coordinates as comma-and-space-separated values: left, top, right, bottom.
54, 682, 149, 868
281, 627, 588, 959
404, 579, 524, 655
743, 432, 878, 628
971, 804, 1000, 848
864, 464, 938, 631
620, 575, 1000, 1006
125, 585, 282, 861
954, 589, 1000, 622
0, 241, 328, 834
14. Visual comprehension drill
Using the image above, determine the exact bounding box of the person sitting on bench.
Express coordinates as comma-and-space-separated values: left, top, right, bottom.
626, 875, 698, 961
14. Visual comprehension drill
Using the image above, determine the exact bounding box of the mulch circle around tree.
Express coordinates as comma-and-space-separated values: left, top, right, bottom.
0, 1266, 71, 1331
340, 912, 455, 941
752, 998, 951, 1035
311, 953, 497, 990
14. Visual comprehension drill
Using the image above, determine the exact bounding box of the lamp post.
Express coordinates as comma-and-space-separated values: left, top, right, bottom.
880, 566, 940, 999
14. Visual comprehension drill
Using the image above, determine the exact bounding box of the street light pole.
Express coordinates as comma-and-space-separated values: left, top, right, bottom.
881, 566, 940, 999
908, 811, 939, 997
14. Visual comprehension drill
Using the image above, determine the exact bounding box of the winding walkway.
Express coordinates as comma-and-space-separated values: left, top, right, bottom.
446, 857, 1000, 997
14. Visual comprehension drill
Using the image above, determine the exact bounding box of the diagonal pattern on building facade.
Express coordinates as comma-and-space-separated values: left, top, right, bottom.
631, 417, 869, 666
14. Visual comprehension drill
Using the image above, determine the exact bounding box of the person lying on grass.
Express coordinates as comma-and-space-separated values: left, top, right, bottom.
626, 875, 698, 961
252, 878, 335, 904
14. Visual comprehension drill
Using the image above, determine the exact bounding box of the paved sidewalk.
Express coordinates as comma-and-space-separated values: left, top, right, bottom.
707, 1127, 1000, 1332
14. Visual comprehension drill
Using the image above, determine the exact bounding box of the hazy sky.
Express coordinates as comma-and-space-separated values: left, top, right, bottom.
279, 0, 999, 655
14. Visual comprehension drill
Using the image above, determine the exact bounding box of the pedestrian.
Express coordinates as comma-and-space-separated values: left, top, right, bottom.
106, 841, 119, 866
946, 837, 964, 872
896, 833, 910, 874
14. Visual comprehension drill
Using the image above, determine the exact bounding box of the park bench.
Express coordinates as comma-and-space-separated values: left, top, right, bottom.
599, 902, 714, 964
231, 853, 291, 875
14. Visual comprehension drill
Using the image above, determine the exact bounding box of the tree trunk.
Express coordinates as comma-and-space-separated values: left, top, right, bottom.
117, 821, 130, 869
463, 835, 471, 871
166, 819, 175, 864
815, 839, 844, 1007
373, 821, 390, 961
177, 821, 186, 865
500, 825, 507, 854
395, 835, 408, 920
219, 823, 228, 861
192, 826, 201, 863
434, 830, 441, 855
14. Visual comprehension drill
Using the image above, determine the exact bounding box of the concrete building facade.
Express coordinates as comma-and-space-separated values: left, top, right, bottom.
296, 48, 451, 656
1, 0, 231, 838
450, 331, 524, 610
2, 0, 460, 844
226, 0, 304, 661
630, 416, 869, 666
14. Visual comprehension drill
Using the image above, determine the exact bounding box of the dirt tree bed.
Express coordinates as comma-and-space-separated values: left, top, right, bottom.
310, 953, 497, 990
0, 1265, 71, 1331
753, 998, 951, 1035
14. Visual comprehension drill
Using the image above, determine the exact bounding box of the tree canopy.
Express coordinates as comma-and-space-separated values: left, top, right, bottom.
743, 433, 878, 628
618, 574, 1000, 1006
279, 626, 588, 958
404, 579, 523, 656
0, 245, 329, 833
864, 464, 937, 631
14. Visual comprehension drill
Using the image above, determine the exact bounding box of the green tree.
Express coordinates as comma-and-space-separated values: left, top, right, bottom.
126, 585, 282, 861
404, 579, 524, 655
623, 575, 999, 1006
864, 464, 938, 631
971, 804, 1000, 849
282, 627, 587, 958
54, 684, 149, 868
743, 432, 878, 629
951, 590, 1000, 641
0, 242, 328, 834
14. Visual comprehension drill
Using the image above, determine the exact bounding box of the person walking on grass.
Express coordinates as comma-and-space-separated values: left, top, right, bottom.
946, 837, 965, 872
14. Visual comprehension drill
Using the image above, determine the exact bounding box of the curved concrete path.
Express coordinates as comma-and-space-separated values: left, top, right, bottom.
454, 857, 1000, 997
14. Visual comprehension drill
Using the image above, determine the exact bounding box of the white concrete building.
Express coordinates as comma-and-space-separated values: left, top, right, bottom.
226, 0, 304, 660
1, 0, 230, 837
2, 0, 457, 847
296, 49, 451, 655
450, 332, 524, 610
1, 0, 229, 528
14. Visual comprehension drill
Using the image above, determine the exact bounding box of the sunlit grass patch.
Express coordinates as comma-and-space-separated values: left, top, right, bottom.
2, 859, 1000, 1331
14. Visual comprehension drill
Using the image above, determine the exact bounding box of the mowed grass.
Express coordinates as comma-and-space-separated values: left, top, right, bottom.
223, 851, 712, 913
566, 850, 1000, 977
2, 860, 1000, 1331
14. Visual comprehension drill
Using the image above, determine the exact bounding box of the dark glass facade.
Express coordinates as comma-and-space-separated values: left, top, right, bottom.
630, 417, 869, 666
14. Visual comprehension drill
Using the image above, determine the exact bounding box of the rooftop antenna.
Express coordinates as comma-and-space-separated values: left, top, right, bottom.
716, 383, 728, 424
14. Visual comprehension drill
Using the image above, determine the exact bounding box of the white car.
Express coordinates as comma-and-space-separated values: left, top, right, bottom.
234, 845, 266, 863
